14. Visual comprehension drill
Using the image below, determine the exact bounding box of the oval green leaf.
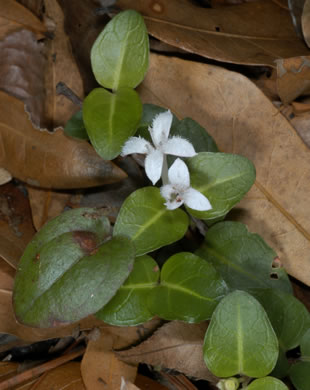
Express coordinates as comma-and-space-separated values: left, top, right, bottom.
64, 110, 88, 140
96, 255, 159, 326
203, 290, 279, 378
247, 377, 288, 390
196, 221, 292, 293
83, 87, 142, 160
253, 289, 310, 351
113, 187, 189, 256
91, 10, 149, 90
14, 236, 135, 327
186, 152, 255, 220
147, 252, 228, 322
289, 362, 310, 390
171, 118, 218, 153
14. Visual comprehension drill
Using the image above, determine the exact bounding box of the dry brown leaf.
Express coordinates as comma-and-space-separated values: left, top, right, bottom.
27, 186, 72, 230
0, 182, 35, 268
43, 0, 84, 129
276, 56, 310, 104
117, 0, 310, 67
17, 0, 44, 19
117, 321, 217, 382
135, 375, 169, 390
0, 29, 46, 128
139, 53, 310, 286
81, 329, 137, 390
0, 0, 46, 40
23, 362, 86, 390
57, 0, 109, 92
0, 257, 15, 291
0, 168, 12, 186
0, 91, 126, 189
121, 378, 141, 390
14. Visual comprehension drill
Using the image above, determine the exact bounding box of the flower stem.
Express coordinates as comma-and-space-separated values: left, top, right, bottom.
161, 155, 169, 185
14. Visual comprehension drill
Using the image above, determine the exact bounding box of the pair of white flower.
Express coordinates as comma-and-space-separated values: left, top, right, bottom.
122, 110, 212, 211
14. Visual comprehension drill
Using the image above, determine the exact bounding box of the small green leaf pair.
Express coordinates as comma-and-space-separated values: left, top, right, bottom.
97, 252, 228, 325
82, 10, 149, 160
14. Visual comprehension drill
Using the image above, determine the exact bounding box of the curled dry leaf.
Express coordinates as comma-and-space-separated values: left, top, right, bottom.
0, 91, 126, 189
0, 182, 35, 269
0, 29, 46, 127
43, 0, 84, 129
81, 329, 137, 390
0, 0, 46, 40
27, 186, 72, 230
139, 53, 310, 286
117, 0, 310, 67
117, 321, 217, 382
276, 56, 310, 104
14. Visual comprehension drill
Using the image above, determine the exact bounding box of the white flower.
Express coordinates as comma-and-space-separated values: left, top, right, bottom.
160, 158, 212, 211
121, 110, 196, 185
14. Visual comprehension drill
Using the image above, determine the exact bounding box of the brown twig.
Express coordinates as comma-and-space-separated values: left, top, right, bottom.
0, 347, 85, 390
56, 82, 83, 108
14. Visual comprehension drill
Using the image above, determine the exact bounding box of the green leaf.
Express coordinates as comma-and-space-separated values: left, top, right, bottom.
247, 377, 288, 390
147, 252, 228, 322
196, 221, 292, 293
271, 349, 290, 379
289, 362, 310, 390
300, 328, 310, 358
252, 289, 310, 351
64, 110, 88, 140
113, 187, 189, 256
83, 87, 142, 160
91, 10, 149, 90
96, 255, 159, 326
171, 118, 218, 153
203, 291, 279, 378
14, 236, 135, 327
186, 152, 255, 220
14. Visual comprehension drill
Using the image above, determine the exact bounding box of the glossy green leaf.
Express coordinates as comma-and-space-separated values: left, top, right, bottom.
147, 252, 228, 322
289, 362, 310, 390
186, 152, 255, 220
203, 290, 279, 378
196, 221, 292, 293
171, 118, 218, 153
113, 187, 189, 256
247, 377, 288, 390
91, 10, 149, 90
14, 236, 135, 327
96, 255, 159, 326
64, 110, 88, 140
83, 87, 142, 160
253, 289, 310, 351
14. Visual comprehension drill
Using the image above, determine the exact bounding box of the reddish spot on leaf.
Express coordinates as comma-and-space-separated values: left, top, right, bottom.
73, 231, 98, 254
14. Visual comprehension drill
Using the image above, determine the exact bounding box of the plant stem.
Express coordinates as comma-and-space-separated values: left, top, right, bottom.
161, 155, 169, 185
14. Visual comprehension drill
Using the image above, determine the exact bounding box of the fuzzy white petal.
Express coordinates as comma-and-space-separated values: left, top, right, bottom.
164, 137, 196, 157
160, 185, 184, 210
183, 188, 212, 211
160, 184, 174, 200
165, 198, 184, 210
168, 158, 190, 188
121, 137, 153, 156
145, 149, 164, 185
149, 110, 173, 146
